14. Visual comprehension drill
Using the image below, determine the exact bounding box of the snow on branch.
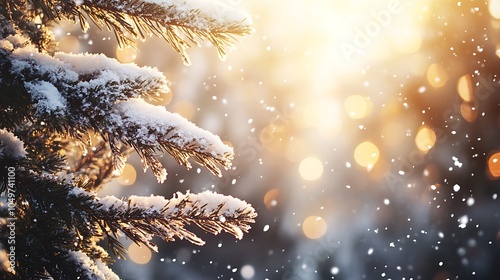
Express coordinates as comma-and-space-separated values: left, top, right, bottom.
72, 189, 257, 254
1, 34, 169, 121
1, 34, 233, 183
0, 129, 27, 159
106, 98, 234, 182
67, 251, 119, 280
53, 0, 253, 64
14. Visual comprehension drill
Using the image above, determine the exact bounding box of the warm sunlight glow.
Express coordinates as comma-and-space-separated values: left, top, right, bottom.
260, 124, 286, 151
173, 100, 195, 119
285, 138, 309, 162
427, 63, 448, 88
489, 0, 500, 19
415, 125, 436, 153
299, 157, 324, 181
303, 216, 327, 239
57, 35, 80, 53
303, 100, 342, 136
116, 163, 137, 186
354, 141, 380, 170
488, 152, 500, 178
344, 95, 371, 119
128, 243, 152, 265
457, 74, 473, 102
391, 26, 422, 54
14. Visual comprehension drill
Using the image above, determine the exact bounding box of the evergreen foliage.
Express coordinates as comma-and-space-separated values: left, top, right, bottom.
0, 0, 256, 278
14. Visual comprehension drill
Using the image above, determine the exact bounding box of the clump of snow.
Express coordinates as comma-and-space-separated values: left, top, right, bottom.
0, 129, 27, 158
55, 52, 167, 87
98, 195, 126, 212
25, 80, 67, 115
68, 251, 119, 280
3, 34, 169, 122
142, 0, 252, 28
112, 98, 233, 158
128, 190, 253, 218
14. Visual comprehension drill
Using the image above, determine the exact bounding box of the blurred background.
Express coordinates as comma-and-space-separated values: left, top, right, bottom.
57, 0, 500, 279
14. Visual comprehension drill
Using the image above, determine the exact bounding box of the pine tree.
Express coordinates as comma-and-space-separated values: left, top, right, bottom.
0, 0, 256, 278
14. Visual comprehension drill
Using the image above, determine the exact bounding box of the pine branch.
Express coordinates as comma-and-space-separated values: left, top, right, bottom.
70, 188, 257, 253
1, 1, 256, 278
107, 98, 234, 183
66, 135, 132, 191
26, 0, 254, 64
0, 2, 54, 52
1, 36, 234, 182
0, 167, 116, 278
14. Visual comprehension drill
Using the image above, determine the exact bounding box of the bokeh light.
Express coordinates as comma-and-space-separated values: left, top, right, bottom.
489, 0, 500, 19
460, 101, 478, 122
302, 216, 327, 239
457, 74, 473, 102
415, 125, 437, 153
354, 141, 380, 170
263, 188, 280, 209
128, 243, 152, 265
116, 163, 137, 186
55, 0, 500, 279
426, 63, 448, 88
298, 157, 324, 181
344, 95, 372, 119
240, 265, 255, 279
488, 152, 500, 178
116, 46, 137, 63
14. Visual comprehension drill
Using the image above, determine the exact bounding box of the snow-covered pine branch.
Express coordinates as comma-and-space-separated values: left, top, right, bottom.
72, 189, 257, 253
51, 251, 120, 280
107, 98, 233, 182
0, 0, 255, 278
27, 0, 253, 64
1, 34, 233, 183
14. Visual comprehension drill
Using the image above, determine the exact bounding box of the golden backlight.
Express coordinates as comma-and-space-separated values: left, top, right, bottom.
299, 157, 324, 181
354, 141, 380, 170
415, 125, 436, 154
302, 216, 327, 239
488, 152, 500, 178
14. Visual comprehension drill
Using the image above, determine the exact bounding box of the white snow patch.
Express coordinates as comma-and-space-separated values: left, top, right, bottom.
55, 52, 166, 85
114, 98, 233, 157
0, 129, 27, 158
68, 251, 119, 280
25, 81, 67, 114
142, 0, 252, 27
